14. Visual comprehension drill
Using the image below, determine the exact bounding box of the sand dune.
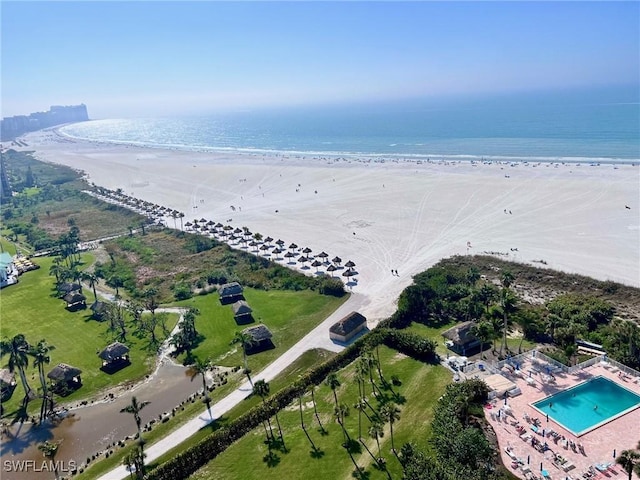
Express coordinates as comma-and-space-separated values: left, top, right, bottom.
16, 130, 640, 322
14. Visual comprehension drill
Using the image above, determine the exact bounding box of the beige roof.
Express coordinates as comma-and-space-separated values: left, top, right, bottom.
483, 373, 517, 397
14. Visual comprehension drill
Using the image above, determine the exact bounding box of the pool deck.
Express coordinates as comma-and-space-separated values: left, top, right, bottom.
484, 359, 640, 480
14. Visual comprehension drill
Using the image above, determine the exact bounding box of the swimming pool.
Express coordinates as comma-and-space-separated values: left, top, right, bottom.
531, 376, 640, 436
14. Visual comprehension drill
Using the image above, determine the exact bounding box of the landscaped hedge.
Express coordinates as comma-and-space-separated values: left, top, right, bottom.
144, 328, 437, 480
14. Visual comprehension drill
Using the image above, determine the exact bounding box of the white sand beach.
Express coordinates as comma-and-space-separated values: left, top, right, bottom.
15, 130, 640, 323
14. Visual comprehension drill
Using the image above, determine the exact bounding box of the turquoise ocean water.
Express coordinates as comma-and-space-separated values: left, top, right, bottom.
60, 88, 640, 163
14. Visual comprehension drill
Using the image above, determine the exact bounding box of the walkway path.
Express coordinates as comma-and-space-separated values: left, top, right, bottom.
97, 293, 364, 480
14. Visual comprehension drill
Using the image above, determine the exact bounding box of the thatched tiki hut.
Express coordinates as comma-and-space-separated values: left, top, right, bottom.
63, 291, 87, 311
219, 282, 244, 305
232, 300, 254, 325
57, 282, 81, 298
99, 341, 130, 372
0, 368, 17, 401
242, 324, 274, 353
441, 321, 481, 356
47, 363, 82, 394
90, 300, 109, 321
329, 311, 367, 343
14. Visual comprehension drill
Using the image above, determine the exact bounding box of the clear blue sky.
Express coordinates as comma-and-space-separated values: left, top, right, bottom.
2, 1, 638, 118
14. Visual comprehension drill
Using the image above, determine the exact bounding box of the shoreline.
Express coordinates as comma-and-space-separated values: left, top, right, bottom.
9, 129, 640, 321
52, 123, 640, 166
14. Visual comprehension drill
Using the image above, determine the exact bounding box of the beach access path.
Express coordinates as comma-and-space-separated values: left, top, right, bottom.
96, 293, 365, 480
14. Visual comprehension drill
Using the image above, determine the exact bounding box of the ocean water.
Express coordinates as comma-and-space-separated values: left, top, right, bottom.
60, 89, 640, 163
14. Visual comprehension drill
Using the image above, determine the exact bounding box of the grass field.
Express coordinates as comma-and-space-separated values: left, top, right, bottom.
173, 289, 348, 370
0, 254, 178, 418
189, 346, 451, 480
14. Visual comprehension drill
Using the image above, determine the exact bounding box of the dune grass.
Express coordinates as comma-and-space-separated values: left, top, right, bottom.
189, 346, 451, 480
0, 254, 178, 418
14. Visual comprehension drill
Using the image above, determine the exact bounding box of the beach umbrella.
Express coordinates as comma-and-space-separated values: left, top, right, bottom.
288, 243, 298, 251
264, 236, 273, 245
332, 256, 342, 266
311, 259, 322, 272
298, 256, 309, 267
342, 269, 358, 277
207, 220, 215, 226
345, 260, 356, 268
276, 239, 285, 247
317, 251, 329, 264
234, 227, 243, 234
260, 244, 270, 255
302, 247, 313, 255
200, 218, 206, 223
284, 251, 296, 263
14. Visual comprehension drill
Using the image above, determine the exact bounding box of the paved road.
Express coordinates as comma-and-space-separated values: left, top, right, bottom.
97, 292, 367, 480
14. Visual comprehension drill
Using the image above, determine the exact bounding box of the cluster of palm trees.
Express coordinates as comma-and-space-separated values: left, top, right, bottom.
0, 334, 57, 424
467, 270, 520, 358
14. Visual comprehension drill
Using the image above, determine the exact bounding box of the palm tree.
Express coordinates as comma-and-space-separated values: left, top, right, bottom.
353, 398, 367, 439
616, 450, 640, 480
325, 373, 341, 408
120, 396, 150, 438
355, 357, 370, 399
253, 380, 275, 442
37, 441, 60, 479
231, 331, 255, 387
471, 321, 493, 360
368, 420, 385, 458
334, 402, 351, 443
0, 334, 33, 406
380, 401, 401, 453
31, 340, 56, 424
189, 357, 212, 417
298, 393, 317, 451
309, 385, 326, 433
499, 271, 515, 355
81, 271, 99, 302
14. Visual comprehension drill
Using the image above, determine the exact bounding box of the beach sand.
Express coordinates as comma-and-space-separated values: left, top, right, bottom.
15, 130, 640, 323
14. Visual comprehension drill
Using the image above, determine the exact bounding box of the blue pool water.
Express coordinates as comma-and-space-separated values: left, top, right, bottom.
532, 376, 640, 436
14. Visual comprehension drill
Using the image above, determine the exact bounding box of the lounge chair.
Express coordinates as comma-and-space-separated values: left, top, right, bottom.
542, 469, 551, 479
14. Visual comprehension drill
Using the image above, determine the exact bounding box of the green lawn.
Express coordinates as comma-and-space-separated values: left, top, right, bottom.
174, 289, 348, 371
75, 348, 337, 480
189, 346, 451, 480
0, 254, 178, 418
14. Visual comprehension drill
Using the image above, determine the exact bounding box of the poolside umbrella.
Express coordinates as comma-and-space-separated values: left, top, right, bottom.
345, 260, 356, 269
311, 259, 322, 272
326, 264, 337, 277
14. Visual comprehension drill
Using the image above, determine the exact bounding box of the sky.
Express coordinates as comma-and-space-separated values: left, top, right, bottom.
1, 1, 639, 118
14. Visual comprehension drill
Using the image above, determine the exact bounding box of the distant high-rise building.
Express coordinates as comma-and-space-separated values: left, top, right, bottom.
1, 104, 89, 141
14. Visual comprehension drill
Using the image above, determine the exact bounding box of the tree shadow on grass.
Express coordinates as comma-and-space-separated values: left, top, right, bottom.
1, 416, 55, 456
263, 450, 281, 468
352, 468, 371, 480
344, 438, 362, 454
310, 445, 325, 459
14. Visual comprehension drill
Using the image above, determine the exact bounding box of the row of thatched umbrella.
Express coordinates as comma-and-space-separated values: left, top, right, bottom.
89, 189, 359, 282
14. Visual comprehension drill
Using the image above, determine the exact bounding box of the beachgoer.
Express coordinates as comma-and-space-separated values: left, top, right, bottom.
593, 405, 598, 411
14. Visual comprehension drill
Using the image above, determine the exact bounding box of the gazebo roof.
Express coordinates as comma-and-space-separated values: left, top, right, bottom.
47, 363, 82, 382
90, 300, 109, 314
232, 300, 252, 315
330, 312, 367, 336
219, 282, 243, 297
64, 292, 86, 304
58, 283, 81, 294
243, 324, 272, 342
442, 321, 478, 345
98, 341, 130, 361
0, 368, 15, 385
